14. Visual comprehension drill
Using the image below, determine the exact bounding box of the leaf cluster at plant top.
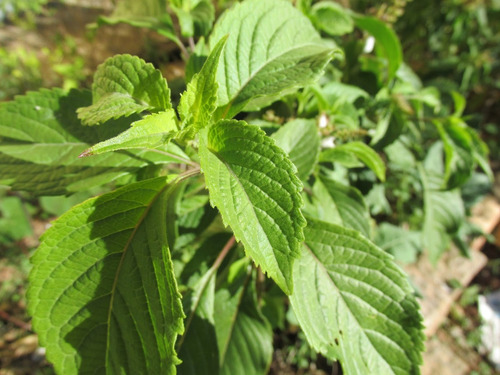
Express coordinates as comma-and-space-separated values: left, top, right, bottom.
0, 0, 494, 374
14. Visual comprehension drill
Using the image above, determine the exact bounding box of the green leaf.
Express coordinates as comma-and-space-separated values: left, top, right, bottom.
185, 37, 209, 83
310, 1, 354, 36
320, 81, 369, 107
210, 0, 335, 118
172, 0, 215, 38
177, 37, 227, 141
319, 149, 362, 168
290, 218, 424, 375
77, 54, 171, 125
178, 270, 219, 375
214, 260, 273, 375
371, 108, 405, 149
305, 175, 370, 237
199, 120, 306, 294
450, 91, 466, 116
27, 177, 184, 374
81, 110, 179, 156
420, 166, 465, 264
320, 141, 386, 181
175, 234, 234, 375
96, 0, 180, 45
0, 89, 183, 195
384, 139, 417, 170
466, 126, 493, 181
375, 223, 421, 264
271, 119, 320, 180
434, 119, 474, 189
0, 196, 33, 241
352, 14, 403, 81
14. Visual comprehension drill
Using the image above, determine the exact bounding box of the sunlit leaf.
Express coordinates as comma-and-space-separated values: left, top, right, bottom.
290, 218, 424, 375
210, 0, 334, 118
177, 37, 227, 141
28, 177, 184, 374
77, 54, 171, 125
81, 110, 179, 156
199, 120, 306, 294
0, 89, 182, 195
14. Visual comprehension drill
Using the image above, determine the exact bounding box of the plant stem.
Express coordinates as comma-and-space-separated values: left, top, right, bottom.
178, 166, 201, 181
178, 42, 190, 61
188, 37, 196, 51
212, 236, 236, 270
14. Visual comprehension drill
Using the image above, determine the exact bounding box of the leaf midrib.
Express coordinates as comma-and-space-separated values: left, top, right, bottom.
104, 181, 171, 366
219, 269, 252, 366
222, 42, 330, 107
210, 148, 280, 271
304, 239, 409, 374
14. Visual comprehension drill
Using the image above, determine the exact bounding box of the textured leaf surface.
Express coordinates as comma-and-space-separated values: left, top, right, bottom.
0, 89, 182, 195
214, 260, 273, 375
305, 175, 370, 237
177, 37, 227, 141
28, 177, 184, 374
82, 110, 178, 156
290, 218, 424, 375
271, 119, 320, 181
199, 120, 306, 294
321, 141, 386, 181
210, 0, 334, 117
77, 54, 171, 125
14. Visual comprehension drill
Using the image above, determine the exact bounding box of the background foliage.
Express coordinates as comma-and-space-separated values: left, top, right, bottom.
0, 0, 499, 374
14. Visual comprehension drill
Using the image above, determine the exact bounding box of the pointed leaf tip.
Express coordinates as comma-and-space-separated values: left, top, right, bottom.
199, 120, 306, 294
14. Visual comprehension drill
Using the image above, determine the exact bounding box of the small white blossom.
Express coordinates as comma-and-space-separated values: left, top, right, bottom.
318, 113, 329, 129
363, 36, 376, 53
321, 136, 336, 149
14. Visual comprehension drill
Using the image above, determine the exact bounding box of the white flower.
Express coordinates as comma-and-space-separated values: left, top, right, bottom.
318, 113, 329, 129
321, 136, 336, 149
363, 36, 376, 53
